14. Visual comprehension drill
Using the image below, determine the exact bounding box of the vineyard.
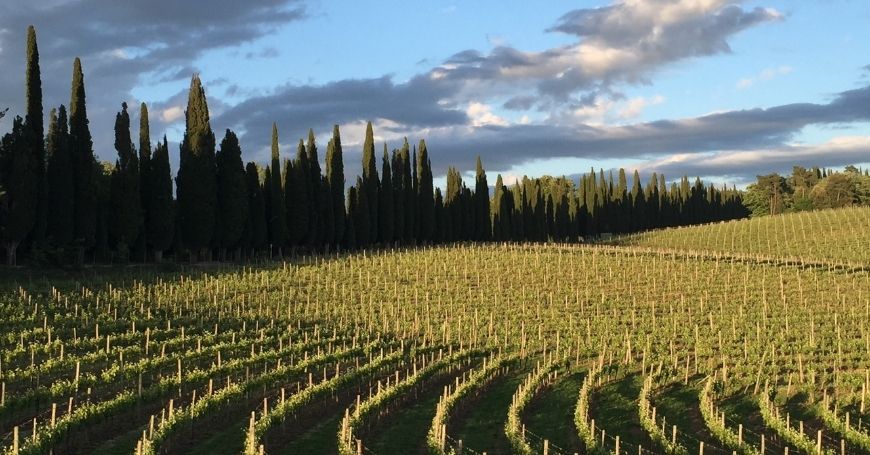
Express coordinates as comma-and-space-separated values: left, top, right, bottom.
0, 207, 867, 454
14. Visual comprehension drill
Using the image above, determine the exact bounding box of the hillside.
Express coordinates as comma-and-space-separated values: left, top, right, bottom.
609, 206, 870, 265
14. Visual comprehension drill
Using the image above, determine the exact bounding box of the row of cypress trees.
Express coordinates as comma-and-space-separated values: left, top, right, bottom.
0, 26, 746, 265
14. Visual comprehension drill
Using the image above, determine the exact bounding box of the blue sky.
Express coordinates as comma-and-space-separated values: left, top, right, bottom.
1, 0, 869, 187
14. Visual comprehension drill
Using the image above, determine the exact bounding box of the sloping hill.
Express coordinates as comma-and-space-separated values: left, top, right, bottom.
608, 206, 870, 265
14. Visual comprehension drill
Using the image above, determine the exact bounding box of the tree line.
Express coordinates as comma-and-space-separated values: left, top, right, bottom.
0, 26, 747, 265
743, 166, 870, 217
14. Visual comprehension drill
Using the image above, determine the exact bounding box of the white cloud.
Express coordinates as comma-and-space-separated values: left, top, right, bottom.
552, 94, 666, 126
634, 135, 870, 183
736, 65, 793, 90
618, 95, 665, 120
161, 106, 184, 123
467, 102, 508, 127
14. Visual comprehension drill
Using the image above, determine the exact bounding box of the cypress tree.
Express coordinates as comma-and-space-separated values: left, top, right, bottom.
354, 177, 369, 247
69, 58, 97, 256
416, 140, 434, 242
434, 188, 445, 243
305, 129, 322, 247
325, 126, 345, 248
176, 75, 217, 259
243, 162, 267, 253
411, 144, 419, 239
401, 140, 415, 242
615, 168, 628, 233
474, 156, 490, 240
147, 137, 174, 262
287, 139, 309, 247
391, 150, 405, 242
630, 169, 646, 231
138, 103, 152, 258
263, 165, 272, 241
215, 129, 248, 258
93, 161, 112, 262
268, 123, 286, 252
511, 181, 525, 240
361, 121, 379, 242
445, 167, 462, 240
25, 25, 47, 243
46, 106, 74, 248
344, 186, 357, 250
0, 116, 38, 265
379, 144, 394, 244
493, 174, 511, 241
109, 102, 142, 253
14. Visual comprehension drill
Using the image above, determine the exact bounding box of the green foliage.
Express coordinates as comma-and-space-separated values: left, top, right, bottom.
268, 123, 286, 248
147, 137, 174, 256
243, 162, 267, 251
416, 140, 434, 242
474, 156, 490, 240
215, 129, 248, 252
379, 145, 394, 243
69, 58, 98, 250
45, 106, 74, 247
286, 140, 310, 246
109, 102, 142, 251
0, 117, 39, 264
361, 121, 379, 242
326, 126, 345, 246
176, 75, 217, 255
354, 177, 370, 246
25, 25, 46, 243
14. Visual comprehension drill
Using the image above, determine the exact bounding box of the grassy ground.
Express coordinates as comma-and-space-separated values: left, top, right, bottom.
653, 379, 730, 454
782, 393, 845, 453
449, 367, 528, 454
363, 371, 465, 455
589, 374, 654, 452
278, 411, 344, 454
522, 370, 584, 454
718, 392, 786, 453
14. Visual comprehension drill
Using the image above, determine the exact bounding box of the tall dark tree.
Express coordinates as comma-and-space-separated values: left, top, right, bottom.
434, 188, 446, 243
137, 103, 152, 258
25, 25, 47, 243
445, 167, 462, 240
630, 169, 646, 231
344, 186, 357, 250
492, 174, 508, 241
147, 137, 174, 261
304, 129, 322, 247
474, 156, 490, 240
287, 139, 309, 247
379, 144, 394, 244
176, 75, 217, 259
215, 129, 248, 258
69, 58, 97, 257
263, 165, 272, 241
354, 176, 370, 247
325, 126, 345, 247
268, 123, 286, 252
243, 162, 267, 253
46, 106, 74, 247
361, 121, 379, 242
400, 140, 415, 242
109, 102, 142, 252
411, 144, 419, 239
390, 150, 405, 242
416, 140, 434, 242
0, 116, 38, 265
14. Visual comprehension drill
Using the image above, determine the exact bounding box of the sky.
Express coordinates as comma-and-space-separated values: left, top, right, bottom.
0, 0, 869, 188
